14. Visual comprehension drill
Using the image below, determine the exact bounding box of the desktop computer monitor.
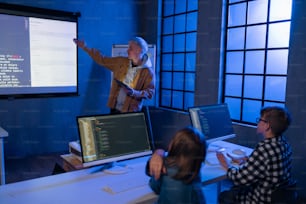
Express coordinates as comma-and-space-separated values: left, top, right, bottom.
188, 103, 235, 143
76, 112, 153, 168
143, 106, 191, 150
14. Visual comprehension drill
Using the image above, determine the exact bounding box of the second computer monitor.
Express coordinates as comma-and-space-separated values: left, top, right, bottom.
188, 103, 235, 143
77, 112, 152, 168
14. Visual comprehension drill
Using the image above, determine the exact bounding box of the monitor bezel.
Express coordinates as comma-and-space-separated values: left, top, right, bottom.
76, 111, 153, 168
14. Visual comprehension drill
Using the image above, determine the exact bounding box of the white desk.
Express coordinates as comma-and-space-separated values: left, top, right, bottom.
0, 156, 157, 204
0, 141, 252, 204
0, 127, 8, 185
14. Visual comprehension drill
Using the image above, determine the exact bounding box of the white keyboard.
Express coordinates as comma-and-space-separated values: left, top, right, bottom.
102, 175, 150, 194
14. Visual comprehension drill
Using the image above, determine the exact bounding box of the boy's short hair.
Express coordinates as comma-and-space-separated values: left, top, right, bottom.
260, 106, 292, 136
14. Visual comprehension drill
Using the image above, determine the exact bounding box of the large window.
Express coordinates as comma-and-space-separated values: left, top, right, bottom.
222, 0, 292, 124
159, 0, 198, 111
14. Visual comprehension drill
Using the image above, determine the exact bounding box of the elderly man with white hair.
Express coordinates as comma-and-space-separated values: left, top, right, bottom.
73, 37, 155, 113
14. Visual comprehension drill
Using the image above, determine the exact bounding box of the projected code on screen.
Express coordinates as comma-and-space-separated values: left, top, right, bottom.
198, 112, 211, 135
0, 54, 26, 87
0, 13, 77, 93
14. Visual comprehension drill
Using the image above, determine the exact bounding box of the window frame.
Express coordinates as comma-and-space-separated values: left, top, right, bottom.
159, 0, 198, 111
221, 0, 292, 125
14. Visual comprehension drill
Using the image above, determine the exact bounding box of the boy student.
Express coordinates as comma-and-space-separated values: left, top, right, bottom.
217, 106, 294, 204
73, 37, 155, 113
146, 126, 207, 204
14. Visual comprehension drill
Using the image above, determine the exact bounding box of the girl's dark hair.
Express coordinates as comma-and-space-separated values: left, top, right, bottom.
260, 106, 292, 136
165, 126, 207, 184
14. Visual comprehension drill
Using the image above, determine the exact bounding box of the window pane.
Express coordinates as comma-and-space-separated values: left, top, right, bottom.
268, 22, 291, 48
186, 12, 197, 31
186, 32, 196, 51
244, 76, 263, 99
184, 92, 194, 110
246, 25, 267, 49
225, 97, 241, 121
225, 75, 242, 97
161, 90, 171, 107
245, 51, 265, 74
227, 27, 245, 50
228, 3, 246, 27
161, 72, 172, 89
162, 54, 173, 71
173, 72, 184, 90
173, 53, 184, 71
270, 0, 292, 21
174, 14, 186, 33
186, 53, 196, 71
242, 99, 262, 123
172, 91, 183, 109
229, 0, 243, 3
175, 0, 186, 14
266, 50, 288, 74
163, 0, 174, 16
162, 35, 173, 52
185, 73, 194, 91
226, 51, 244, 73
187, 0, 197, 11
163, 17, 173, 34
174, 34, 185, 52
264, 76, 287, 101
247, 0, 268, 24
264, 101, 285, 108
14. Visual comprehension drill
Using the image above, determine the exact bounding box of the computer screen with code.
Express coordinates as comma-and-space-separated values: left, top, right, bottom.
77, 112, 152, 168
189, 103, 235, 143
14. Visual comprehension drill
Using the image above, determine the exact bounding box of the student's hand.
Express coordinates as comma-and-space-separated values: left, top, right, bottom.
216, 151, 231, 169
149, 149, 166, 180
73, 38, 86, 49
